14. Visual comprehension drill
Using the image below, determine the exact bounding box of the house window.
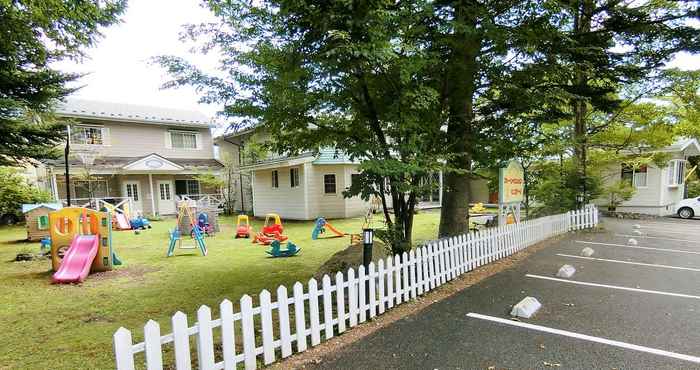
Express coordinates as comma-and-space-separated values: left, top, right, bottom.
170, 131, 198, 149
668, 160, 685, 187
324, 174, 336, 194
290, 168, 300, 188
351, 174, 361, 187
621, 164, 647, 188
70, 125, 103, 145
75, 179, 109, 199
175, 179, 200, 195
124, 183, 139, 201
271, 170, 279, 188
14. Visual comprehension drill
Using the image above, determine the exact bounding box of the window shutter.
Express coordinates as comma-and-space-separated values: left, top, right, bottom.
101, 127, 111, 146
195, 133, 202, 150
165, 131, 172, 149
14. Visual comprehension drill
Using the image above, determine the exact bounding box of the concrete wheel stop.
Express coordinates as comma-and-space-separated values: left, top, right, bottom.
510, 296, 542, 319
580, 247, 594, 257
556, 264, 576, 278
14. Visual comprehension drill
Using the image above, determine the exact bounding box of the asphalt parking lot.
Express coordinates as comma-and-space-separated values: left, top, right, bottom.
311, 217, 700, 370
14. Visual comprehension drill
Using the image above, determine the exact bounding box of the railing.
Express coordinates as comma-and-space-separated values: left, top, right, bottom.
113, 205, 599, 370
60, 197, 135, 214
176, 194, 225, 209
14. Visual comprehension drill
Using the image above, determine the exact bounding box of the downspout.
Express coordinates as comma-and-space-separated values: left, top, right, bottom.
224, 137, 246, 213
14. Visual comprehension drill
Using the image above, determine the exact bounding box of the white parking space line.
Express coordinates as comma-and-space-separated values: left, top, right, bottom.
526, 274, 700, 300
556, 253, 700, 272
635, 228, 700, 236
576, 240, 700, 256
466, 313, 700, 364
615, 234, 700, 244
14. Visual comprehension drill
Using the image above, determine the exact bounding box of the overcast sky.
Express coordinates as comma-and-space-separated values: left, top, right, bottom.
54, 0, 699, 127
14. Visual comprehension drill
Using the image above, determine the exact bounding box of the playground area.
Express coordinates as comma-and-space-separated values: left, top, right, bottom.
0, 211, 442, 370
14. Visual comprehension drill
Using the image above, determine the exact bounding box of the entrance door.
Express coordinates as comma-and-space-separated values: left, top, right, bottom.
123, 181, 143, 213
157, 180, 176, 214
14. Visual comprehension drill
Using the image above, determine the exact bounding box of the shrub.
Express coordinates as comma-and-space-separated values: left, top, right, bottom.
0, 167, 52, 222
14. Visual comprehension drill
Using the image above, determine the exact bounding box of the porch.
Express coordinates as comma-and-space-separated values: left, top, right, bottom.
53, 174, 222, 216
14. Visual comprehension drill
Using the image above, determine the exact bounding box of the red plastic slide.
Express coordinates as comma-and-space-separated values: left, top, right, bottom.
52, 235, 99, 284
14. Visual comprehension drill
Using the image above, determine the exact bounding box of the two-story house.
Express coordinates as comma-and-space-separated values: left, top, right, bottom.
44, 98, 223, 216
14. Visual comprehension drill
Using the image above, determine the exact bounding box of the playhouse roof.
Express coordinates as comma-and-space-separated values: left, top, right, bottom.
22, 203, 62, 213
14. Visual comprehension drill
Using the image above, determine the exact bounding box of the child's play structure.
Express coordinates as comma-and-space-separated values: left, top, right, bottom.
130, 215, 151, 230
311, 217, 347, 240
167, 201, 207, 257
235, 215, 252, 238
262, 213, 283, 235
22, 203, 62, 241
48, 207, 121, 283
266, 240, 301, 257
252, 213, 289, 245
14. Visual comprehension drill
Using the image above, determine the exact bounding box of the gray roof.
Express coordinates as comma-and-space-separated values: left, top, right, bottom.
56, 98, 213, 128
22, 203, 62, 213
45, 155, 223, 170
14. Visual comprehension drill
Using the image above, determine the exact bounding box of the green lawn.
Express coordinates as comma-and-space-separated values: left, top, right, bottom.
0, 211, 441, 370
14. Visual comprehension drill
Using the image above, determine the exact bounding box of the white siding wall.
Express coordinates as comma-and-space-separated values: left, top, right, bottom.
252, 166, 307, 219
344, 166, 371, 218
70, 121, 215, 159
307, 165, 347, 219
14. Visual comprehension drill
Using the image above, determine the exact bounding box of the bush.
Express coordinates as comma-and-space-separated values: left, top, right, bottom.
0, 167, 52, 223
688, 180, 700, 198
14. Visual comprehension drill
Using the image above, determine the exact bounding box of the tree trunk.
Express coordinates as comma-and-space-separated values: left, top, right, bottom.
572, 0, 594, 203
439, 0, 480, 237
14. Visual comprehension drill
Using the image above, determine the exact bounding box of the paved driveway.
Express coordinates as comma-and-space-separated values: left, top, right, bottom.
310, 217, 700, 370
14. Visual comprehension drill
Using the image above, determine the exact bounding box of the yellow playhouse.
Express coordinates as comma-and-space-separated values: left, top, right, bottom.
49, 207, 117, 283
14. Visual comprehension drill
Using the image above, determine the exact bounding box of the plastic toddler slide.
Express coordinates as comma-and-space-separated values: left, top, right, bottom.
115, 213, 131, 230
52, 235, 99, 284
323, 223, 345, 237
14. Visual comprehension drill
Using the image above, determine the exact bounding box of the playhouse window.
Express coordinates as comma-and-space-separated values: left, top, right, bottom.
290, 168, 300, 188
37, 215, 49, 230
324, 174, 336, 194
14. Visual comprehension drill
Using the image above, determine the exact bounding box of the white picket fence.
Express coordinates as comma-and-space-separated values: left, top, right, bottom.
113, 205, 599, 370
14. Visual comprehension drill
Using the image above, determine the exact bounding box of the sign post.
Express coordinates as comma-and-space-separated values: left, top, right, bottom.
498, 160, 525, 226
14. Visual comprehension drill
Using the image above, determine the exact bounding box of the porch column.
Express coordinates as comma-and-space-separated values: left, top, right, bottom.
148, 174, 157, 216
51, 171, 60, 202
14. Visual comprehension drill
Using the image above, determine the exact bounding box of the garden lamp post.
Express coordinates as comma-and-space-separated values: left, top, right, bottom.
362, 228, 374, 269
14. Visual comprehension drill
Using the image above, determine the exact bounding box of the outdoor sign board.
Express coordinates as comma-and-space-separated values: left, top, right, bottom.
499, 160, 525, 204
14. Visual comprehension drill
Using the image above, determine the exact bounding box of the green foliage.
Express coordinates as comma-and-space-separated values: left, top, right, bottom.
0, 167, 52, 219
603, 181, 636, 211
529, 160, 602, 216
0, 0, 126, 165
687, 179, 700, 198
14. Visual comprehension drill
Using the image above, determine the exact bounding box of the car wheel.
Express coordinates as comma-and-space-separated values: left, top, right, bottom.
678, 207, 695, 219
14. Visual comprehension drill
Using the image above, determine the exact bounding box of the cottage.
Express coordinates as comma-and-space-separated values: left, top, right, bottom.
41, 98, 224, 215
215, 128, 491, 220
22, 203, 62, 241
596, 138, 700, 216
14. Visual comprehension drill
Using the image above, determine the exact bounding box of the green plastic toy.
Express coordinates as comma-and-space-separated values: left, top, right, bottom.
266, 240, 301, 257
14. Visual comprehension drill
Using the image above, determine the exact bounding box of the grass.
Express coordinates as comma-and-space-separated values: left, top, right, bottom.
0, 211, 441, 370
